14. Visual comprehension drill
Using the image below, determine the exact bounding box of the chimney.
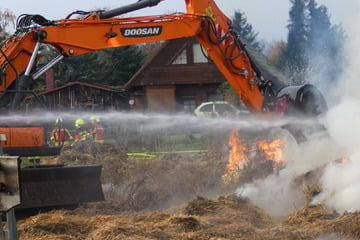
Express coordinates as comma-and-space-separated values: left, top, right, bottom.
46, 68, 55, 90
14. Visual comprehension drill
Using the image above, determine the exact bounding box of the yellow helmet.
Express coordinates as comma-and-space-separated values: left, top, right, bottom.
90, 116, 100, 123
75, 118, 85, 128
55, 117, 63, 124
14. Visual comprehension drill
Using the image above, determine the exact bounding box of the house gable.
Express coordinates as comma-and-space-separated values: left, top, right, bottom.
125, 37, 226, 88
125, 37, 227, 113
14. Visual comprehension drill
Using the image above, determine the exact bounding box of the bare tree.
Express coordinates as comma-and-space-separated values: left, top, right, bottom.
0, 9, 16, 43
0, 9, 15, 30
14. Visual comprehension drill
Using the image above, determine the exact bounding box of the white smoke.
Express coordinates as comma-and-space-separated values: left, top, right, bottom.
236, 172, 307, 219
312, 154, 360, 214
236, 124, 344, 218
236, 2, 360, 218
310, 1, 360, 214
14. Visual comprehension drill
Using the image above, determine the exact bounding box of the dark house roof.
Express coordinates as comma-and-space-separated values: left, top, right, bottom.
124, 37, 225, 89
26, 81, 125, 99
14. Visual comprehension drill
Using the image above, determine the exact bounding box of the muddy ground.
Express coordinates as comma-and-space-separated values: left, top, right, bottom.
15, 141, 360, 240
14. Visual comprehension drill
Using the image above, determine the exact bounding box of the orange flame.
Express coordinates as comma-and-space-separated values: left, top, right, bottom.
257, 139, 285, 165
334, 155, 347, 165
226, 128, 247, 173
225, 128, 286, 176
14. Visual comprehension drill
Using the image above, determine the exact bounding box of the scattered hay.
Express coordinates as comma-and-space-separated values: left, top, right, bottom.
169, 216, 201, 232
17, 141, 360, 240
184, 195, 272, 228
283, 204, 338, 226
16, 195, 360, 240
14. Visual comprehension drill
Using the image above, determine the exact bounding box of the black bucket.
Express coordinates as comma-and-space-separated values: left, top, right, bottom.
17, 164, 104, 209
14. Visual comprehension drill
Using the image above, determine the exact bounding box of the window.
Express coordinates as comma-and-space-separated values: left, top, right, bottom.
172, 49, 187, 64
199, 103, 213, 112
193, 43, 208, 63
215, 103, 230, 112
183, 99, 196, 112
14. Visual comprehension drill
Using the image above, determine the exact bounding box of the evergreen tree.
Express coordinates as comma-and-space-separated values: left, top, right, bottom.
55, 51, 99, 85
105, 46, 147, 86
278, 0, 309, 84
307, 0, 330, 51
306, 0, 345, 87
278, 0, 345, 88
232, 10, 264, 52
53, 45, 146, 87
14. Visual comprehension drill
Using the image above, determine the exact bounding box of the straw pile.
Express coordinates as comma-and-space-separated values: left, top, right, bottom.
17, 195, 360, 240
14, 142, 360, 240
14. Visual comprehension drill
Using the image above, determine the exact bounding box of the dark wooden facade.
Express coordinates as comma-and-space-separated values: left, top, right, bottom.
24, 82, 129, 112
125, 37, 227, 113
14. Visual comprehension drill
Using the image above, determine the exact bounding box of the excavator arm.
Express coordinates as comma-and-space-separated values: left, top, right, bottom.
0, 0, 292, 115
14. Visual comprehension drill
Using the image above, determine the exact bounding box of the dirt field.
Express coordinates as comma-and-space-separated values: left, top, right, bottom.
15, 140, 360, 240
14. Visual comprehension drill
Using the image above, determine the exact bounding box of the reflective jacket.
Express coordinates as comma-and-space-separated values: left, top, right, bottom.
74, 126, 92, 142
90, 122, 105, 143
50, 126, 73, 146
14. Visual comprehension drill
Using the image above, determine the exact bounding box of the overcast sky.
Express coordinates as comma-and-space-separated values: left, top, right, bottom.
0, 0, 358, 42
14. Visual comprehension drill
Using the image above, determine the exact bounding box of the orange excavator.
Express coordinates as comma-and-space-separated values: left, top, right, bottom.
0, 0, 327, 210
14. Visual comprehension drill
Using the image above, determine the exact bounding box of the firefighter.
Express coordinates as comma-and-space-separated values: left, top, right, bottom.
74, 118, 91, 142
89, 116, 105, 143
49, 117, 73, 146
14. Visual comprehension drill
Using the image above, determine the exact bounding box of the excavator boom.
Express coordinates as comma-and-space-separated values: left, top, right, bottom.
0, 0, 269, 114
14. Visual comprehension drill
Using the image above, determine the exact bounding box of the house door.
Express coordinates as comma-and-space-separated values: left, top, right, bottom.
146, 86, 175, 112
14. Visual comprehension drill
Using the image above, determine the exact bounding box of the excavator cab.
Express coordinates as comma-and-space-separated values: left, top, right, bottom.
277, 84, 328, 117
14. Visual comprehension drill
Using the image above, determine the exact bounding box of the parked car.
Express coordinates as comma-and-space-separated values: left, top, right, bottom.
193, 101, 250, 118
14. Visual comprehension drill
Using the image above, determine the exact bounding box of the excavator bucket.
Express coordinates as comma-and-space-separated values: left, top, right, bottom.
17, 164, 104, 209
0, 127, 104, 210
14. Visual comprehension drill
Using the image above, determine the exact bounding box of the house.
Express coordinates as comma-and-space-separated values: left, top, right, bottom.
24, 80, 129, 112
125, 37, 227, 113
